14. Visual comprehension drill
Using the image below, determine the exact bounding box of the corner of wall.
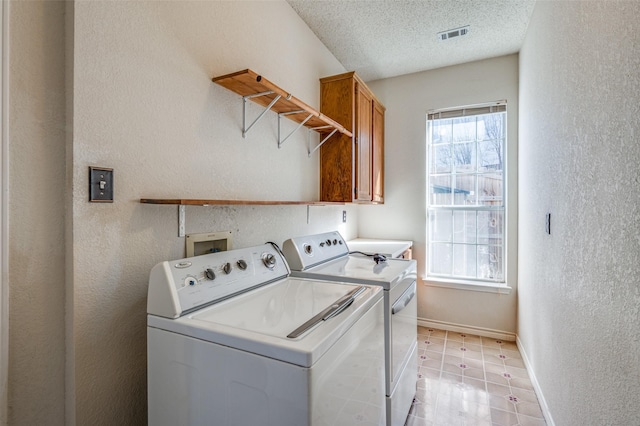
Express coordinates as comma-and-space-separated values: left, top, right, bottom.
64, 2, 75, 425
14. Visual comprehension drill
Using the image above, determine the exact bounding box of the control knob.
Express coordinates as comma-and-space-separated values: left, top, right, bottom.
204, 268, 216, 280
223, 262, 232, 274
262, 253, 277, 270
326, 239, 332, 246
237, 259, 248, 270
333, 239, 338, 245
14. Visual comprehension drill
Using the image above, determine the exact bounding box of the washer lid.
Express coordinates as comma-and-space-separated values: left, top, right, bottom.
292, 254, 417, 290
147, 277, 382, 367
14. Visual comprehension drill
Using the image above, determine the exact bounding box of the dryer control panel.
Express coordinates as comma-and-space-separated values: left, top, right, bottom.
147, 244, 288, 318
282, 231, 349, 271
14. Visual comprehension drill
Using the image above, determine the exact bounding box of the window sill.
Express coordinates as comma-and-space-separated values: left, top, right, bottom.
422, 277, 512, 294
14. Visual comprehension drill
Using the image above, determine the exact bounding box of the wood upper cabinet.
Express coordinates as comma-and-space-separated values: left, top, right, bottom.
372, 100, 385, 203
319, 72, 385, 203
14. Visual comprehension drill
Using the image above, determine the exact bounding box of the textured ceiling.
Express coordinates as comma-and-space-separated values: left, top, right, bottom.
288, 0, 537, 82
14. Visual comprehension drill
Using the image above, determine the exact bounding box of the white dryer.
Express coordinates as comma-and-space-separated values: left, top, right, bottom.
147, 243, 385, 426
282, 232, 417, 426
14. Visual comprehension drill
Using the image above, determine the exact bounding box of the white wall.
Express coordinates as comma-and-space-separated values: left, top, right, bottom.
8, 1, 354, 424
8, 1, 66, 425
518, 1, 640, 424
364, 54, 518, 335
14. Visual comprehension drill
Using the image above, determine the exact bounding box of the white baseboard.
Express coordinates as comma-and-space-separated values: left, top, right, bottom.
417, 318, 516, 342
516, 336, 555, 426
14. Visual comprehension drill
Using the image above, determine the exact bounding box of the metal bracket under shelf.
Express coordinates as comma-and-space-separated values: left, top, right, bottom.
240, 90, 339, 156
278, 110, 313, 148
242, 91, 284, 138
178, 205, 186, 237
307, 126, 338, 157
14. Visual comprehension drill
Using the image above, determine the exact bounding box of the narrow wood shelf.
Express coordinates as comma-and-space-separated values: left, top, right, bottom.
140, 198, 345, 206
212, 69, 352, 139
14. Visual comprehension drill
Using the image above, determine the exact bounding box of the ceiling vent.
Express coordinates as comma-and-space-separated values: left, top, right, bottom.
438, 25, 470, 42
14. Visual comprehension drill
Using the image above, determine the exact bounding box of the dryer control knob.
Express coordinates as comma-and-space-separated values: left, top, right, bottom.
223, 262, 232, 274
237, 259, 248, 270
204, 268, 216, 280
262, 253, 277, 270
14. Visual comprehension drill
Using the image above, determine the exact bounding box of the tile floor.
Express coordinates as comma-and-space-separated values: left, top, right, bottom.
404, 327, 547, 426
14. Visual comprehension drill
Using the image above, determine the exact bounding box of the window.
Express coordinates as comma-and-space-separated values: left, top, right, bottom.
426, 102, 506, 283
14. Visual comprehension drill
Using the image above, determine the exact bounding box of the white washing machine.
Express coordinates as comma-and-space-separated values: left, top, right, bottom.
282, 232, 417, 426
147, 243, 385, 426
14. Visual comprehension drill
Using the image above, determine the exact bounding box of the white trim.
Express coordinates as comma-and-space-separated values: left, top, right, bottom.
422, 277, 512, 294
418, 317, 516, 342
517, 335, 555, 426
0, 0, 9, 423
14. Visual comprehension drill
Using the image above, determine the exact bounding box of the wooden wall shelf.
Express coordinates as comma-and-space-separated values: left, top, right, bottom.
212, 69, 352, 152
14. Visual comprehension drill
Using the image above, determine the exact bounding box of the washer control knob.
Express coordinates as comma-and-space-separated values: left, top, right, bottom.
319, 242, 325, 247
223, 262, 232, 274
184, 276, 197, 287
204, 268, 215, 280
237, 259, 248, 270
262, 253, 277, 270
326, 239, 332, 246
333, 239, 338, 245
304, 244, 313, 255
338, 240, 343, 245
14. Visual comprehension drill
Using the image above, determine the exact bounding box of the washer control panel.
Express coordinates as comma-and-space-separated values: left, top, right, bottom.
148, 244, 288, 318
282, 231, 349, 271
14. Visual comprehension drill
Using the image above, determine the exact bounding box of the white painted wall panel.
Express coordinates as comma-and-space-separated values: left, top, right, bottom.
7, 2, 66, 425
518, 2, 640, 424
364, 55, 519, 334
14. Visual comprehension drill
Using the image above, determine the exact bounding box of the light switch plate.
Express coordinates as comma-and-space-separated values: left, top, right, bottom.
89, 166, 114, 202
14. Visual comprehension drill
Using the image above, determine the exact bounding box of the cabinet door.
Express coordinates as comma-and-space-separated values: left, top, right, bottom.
372, 101, 384, 203
355, 86, 373, 201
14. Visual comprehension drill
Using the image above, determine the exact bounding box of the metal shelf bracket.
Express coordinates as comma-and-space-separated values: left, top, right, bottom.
242, 91, 282, 137
178, 205, 186, 237
307, 126, 338, 157
278, 111, 313, 148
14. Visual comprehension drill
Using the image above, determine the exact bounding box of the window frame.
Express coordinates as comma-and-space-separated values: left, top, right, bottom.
426, 101, 508, 285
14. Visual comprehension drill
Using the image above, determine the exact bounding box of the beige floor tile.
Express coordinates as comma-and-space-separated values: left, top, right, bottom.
485, 371, 510, 386
488, 394, 517, 413
486, 382, 510, 397
418, 366, 441, 380
503, 365, 529, 380
516, 400, 545, 419
422, 337, 446, 353
480, 337, 506, 348
508, 376, 534, 391
503, 356, 526, 369
443, 362, 466, 375
490, 408, 519, 426
422, 328, 447, 338
511, 388, 539, 404
502, 348, 522, 360
462, 367, 485, 381
518, 414, 547, 426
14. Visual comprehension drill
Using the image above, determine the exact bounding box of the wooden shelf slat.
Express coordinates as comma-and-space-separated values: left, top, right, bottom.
212, 69, 352, 137
140, 198, 345, 206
